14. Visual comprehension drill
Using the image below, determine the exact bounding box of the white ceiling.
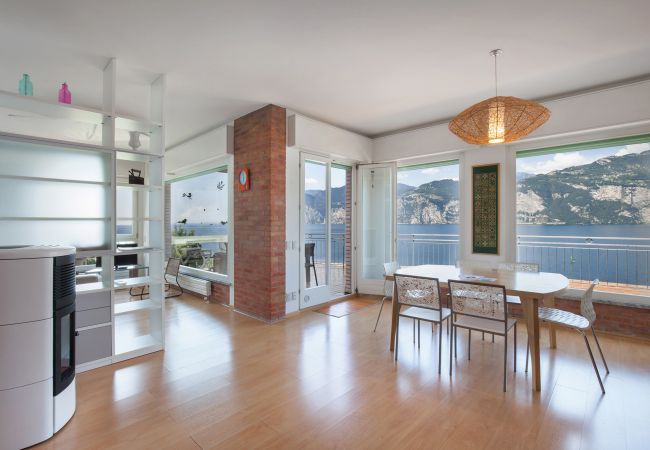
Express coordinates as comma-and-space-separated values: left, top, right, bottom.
1, 0, 650, 148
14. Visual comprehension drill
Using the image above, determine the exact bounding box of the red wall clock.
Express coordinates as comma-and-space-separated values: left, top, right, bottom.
238, 168, 250, 191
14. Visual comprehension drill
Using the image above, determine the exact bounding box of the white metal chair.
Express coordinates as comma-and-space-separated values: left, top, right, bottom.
373, 261, 398, 332
394, 274, 451, 374
448, 280, 518, 392
525, 280, 609, 393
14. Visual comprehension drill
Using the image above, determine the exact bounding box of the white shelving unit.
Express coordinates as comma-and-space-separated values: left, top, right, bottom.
0, 58, 166, 372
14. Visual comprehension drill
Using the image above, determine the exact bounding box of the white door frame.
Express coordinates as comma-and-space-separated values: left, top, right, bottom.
299, 152, 357, 308
356, 162, 397, 295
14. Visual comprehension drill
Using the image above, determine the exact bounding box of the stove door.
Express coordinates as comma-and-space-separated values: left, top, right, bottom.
54, 302, 75, 396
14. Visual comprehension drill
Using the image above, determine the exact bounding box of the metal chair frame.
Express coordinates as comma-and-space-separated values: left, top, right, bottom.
448, 280, 518, 392
525, 280, 609, 394
394, 274, 451, 374
164, 258, 184, 298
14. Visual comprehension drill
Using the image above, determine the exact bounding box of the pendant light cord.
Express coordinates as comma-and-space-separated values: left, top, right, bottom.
494, 51, 498, 99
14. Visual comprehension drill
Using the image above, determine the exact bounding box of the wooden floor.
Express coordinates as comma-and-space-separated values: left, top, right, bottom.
37, 294, 650, 449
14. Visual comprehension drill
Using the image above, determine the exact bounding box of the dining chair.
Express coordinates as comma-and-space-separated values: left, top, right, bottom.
394, 274, 451, 374
525, 280, 609, 393
373, 261, 398, 332
448, 280, 518, 391
164, 258, 184, 298
305, 243, 318, 287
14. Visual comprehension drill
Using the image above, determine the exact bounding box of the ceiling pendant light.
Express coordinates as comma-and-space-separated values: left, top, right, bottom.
449, 49, 550, 145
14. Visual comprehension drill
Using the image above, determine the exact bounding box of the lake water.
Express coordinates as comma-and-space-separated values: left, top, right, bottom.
149, 222, 649, 287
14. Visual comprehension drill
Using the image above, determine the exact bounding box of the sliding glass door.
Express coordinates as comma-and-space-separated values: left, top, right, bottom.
357, 163, 397, 294
300, 153, 353, 308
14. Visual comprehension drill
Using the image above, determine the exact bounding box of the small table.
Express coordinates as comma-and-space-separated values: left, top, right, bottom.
390, 264, 568, 392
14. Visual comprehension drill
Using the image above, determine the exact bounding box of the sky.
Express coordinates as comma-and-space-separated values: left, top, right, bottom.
516, 142, 650, 174
397, 164, 459, 187
304, 162, 348, 190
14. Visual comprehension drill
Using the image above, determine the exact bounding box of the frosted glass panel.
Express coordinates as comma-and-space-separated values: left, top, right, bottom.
0, 220, 109, 250
0, 138, 110, 182
0, 179, 109, 218
361, 167, 393, 280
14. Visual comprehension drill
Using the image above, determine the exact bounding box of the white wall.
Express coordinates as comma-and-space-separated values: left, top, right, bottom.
165, 124, 233, 180
287, 113, 373, 162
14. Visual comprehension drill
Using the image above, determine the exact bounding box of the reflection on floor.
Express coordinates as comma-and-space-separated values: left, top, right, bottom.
39, 293, 650, 449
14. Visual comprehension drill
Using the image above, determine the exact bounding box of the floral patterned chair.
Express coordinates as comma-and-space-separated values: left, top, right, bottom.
448, 280, 518, 392
394, 274, 451, 374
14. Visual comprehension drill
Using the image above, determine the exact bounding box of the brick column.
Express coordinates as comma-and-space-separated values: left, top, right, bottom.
233, 105, 286, 322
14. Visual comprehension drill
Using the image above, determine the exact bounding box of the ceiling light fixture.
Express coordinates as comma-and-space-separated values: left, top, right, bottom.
449, 49, 550, 145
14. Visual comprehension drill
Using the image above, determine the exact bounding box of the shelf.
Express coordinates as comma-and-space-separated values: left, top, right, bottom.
0, 89, 109, 125
114, 247, 162, 255
116, 182, 162, 191
115, 148, 163, 161
115, 115, 162, 134
114, 299, 162, 315
0, 173, 110, 186
76, 249, 112, 258
114, 276, 162, 289
76, 282, 111, 294
115, 333, 162, 356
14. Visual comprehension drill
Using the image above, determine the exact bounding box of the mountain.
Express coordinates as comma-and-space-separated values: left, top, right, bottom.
304, 150, 650, 226
397, 179, 459, 224
517, 150, 650, 224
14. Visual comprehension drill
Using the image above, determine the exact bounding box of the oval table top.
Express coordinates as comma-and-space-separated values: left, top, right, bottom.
394, 264, 569, 297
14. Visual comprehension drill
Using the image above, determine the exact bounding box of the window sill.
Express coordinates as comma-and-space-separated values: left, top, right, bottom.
561, 288, 650, 309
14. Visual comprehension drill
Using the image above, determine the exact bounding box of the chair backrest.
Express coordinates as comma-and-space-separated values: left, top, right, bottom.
498, 262, 540, 273
581, 280, 598, 325
166, 258, 181, 277
394, 274, 442, 310
448, 280, 508, 323
383, 261, 398, 277
305, 243, 316, 259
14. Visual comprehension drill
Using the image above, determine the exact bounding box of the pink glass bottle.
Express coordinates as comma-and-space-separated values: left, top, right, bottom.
58, 82, 72, 104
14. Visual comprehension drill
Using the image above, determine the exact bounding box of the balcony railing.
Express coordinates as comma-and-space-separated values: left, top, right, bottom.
395, 233, 649, 292
397, 233, 460, 267
517, 234, 650, 290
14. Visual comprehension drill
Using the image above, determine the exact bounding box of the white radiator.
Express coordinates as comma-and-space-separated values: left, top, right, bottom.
174, 274, 211, 298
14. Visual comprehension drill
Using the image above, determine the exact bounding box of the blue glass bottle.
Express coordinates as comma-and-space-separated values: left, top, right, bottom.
18, 74, 33, 96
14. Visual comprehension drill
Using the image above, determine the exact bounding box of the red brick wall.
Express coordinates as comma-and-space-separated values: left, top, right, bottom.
210, 282, 230, 306
441, 287, 650, 339
233, 105, 286, 322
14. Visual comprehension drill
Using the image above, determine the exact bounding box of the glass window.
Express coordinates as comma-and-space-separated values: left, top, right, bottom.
396, 161, 460, 267
169, 167, 229, 277
516, 136, 650, 293
116, 188, 135, 238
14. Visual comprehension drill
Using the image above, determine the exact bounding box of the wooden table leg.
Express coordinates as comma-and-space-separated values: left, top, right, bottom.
389, 281, 398, 351
523, 297, 541, 392
543, 294, 557, 349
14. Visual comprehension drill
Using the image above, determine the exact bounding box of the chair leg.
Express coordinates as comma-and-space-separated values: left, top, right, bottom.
447, 317, 450, 335
395, 317, 400, 361
582, 332, 605, 394
525, 338, 529, 373
313, 264, 319, 286
373, 297, 386, 332
468, 329, 471, 360
591, 326, 610, 374
514, 322, 517, 372
454, 325, 458, 359
418, 320, 421, 349
482, 332, 485, 341
438, 320, 443, 374
492, 333, 495, 343
413, 320, 416, 343
449, 326, 454, 376
503, 332, 508, 392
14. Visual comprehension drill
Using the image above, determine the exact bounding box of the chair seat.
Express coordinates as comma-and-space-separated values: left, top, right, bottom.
400, 306, 451, 323
538, 306, 590, 330
506, 295, 521, 304
453, 315, 516, 334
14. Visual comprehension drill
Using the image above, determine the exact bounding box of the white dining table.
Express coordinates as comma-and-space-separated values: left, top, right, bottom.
390, 264, 569, 392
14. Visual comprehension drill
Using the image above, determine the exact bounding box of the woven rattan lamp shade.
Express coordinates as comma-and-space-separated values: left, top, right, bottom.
449, 95, 550, 145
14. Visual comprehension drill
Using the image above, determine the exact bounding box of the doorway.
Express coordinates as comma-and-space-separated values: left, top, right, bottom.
300, 154, 353, 309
